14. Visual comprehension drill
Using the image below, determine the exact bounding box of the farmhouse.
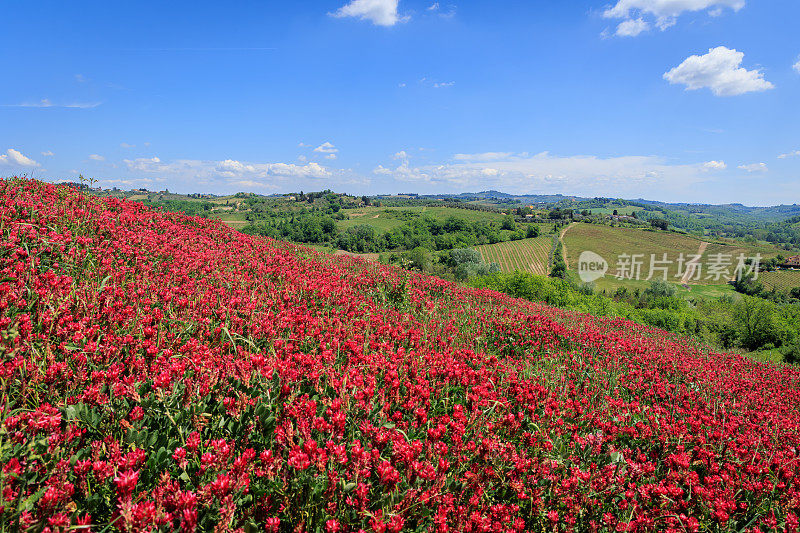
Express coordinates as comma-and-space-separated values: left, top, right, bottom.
781, 255, 800, 268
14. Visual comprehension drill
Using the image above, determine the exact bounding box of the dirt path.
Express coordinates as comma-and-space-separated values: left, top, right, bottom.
681, 241, 708, 284
559, 223, 575, 268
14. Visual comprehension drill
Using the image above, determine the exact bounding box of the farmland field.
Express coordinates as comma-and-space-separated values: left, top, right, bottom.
760, 269, 800, 291
475, 235, 552, 275
336, 205, 506, 234
5, 178, 800, 531
215, 211, 249, 228
563, 223, 784, 291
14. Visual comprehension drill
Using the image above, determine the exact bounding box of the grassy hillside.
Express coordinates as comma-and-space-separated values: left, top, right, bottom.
563, 223, 785, 293
5, 178, 800, 531
475, 235, 552, 275
334, 205, 504, 234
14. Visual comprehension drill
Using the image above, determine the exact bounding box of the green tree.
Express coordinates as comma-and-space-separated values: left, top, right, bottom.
732, 272, 764, 296
650, 218, 669, 231
735, 295, 780, 351
406, 246, 432, 272
550, 241, 567, 279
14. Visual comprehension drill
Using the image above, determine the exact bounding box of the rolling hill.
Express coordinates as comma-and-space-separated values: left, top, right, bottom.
4, 178, 800, 531
562, 223, 785, 292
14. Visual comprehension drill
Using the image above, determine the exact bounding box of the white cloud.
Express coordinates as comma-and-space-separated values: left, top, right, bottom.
604, 0, 744, 32
63, 102, 102, 109
453, 152, 514, 162
233, 161, 330, 179
703, 160, 727, 170
331, 0, 404, 26
429, 2, 456, 18
373, 164, 393, 176
29, 99, 54, 107
371, 150, 725, 199
89, 154, 105, 161
778, 150, 800, 159
794, 59, 800, 74
98, 177, 164, 187
615, 18, 650, 37
0, 148, 40, 167
664, 46, 774, 96
738, 162, 768, 172
123, 156, 331, 181
1, 98, 102, 109
325, 153, 338, 160
41, 150, 55, 157
75, 74, 87, 83
314, 142, 339, 154
123, 157, 162, 172
120, 142, 135, 148
417, 78, 456, 89
392, 150, 409, 160
215, 159, 258, 176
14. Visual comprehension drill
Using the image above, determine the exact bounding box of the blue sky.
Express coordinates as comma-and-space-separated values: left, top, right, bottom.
1, 0, 798, 205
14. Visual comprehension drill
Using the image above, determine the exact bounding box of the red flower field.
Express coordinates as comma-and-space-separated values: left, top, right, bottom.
2, 177, 800, 532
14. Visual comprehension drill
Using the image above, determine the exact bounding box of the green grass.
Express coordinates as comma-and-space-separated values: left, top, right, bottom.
215, 211, 249, 228
419, 205, 506, 222
302, 243, 337, 253
744, 348, 785, 364
215, 212, 248, 221
475, 235, 553, 275
336, 208, 407, 233
679, 282, 738, 300
563, 272, 720, 301
703, 240, 784, 266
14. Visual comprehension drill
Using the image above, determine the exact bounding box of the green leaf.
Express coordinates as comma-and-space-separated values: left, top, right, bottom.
98, 275, 112, 293
18, 487, 46, 512
155, 446, 168, 465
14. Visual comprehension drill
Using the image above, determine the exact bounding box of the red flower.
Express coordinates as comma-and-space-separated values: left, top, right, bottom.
288, 447, 311, 470
114, 469, 139, 497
